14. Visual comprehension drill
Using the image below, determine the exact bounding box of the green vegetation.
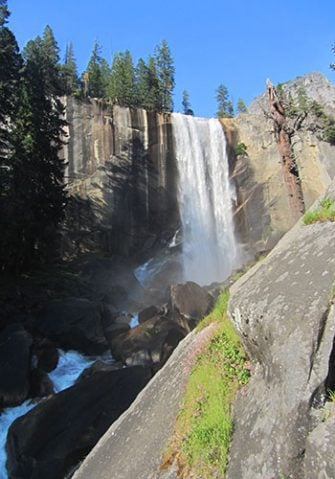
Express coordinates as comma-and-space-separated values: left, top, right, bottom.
331, 43, 335, 71
303, 197, 335, 224
216, 84, 234, 118
275, 82, 335, 145
162, 291, 250, 478
234, 142, 247, 156
182, 90, 194, 116
328, 389, 335, 403
0, 8, 67, 274
236, 98, 247, 113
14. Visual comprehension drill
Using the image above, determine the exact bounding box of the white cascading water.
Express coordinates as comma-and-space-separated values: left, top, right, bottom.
172, 113, 238, 285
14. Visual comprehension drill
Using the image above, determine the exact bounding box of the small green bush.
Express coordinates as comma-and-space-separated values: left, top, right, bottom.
303, 197, 335, 224
234, 142, 247, 156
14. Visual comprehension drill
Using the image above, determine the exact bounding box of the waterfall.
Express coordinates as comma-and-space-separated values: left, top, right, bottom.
172, 113, 238, 285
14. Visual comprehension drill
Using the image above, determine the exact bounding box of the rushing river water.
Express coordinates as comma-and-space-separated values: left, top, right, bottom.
0, 350, 113, 479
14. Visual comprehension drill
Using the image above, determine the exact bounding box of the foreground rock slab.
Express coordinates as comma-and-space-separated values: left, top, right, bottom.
6, 366, 151, 479
227, 218, 335, 479
73, 325, 215, 479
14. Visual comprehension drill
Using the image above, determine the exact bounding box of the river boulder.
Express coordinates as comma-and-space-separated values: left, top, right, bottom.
6, 365, 152, 479
35, 298, 108, 355
110, 316, 187, 369
0, 324, 33, 408
169, 281, 214, 329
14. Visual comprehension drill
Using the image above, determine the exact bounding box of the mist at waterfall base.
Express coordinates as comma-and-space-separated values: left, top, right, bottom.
172, 113, 238, 285
0, 350, 109, 479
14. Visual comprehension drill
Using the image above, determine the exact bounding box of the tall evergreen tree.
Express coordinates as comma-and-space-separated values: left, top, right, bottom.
216, 84, 234, 118
331, 43, 335, 71
154, 39, 175, 112
0, 1, 21, 152
182, 90, 194, 115
3, 32, 67, 271
62, 41, 79, 95
0, 1, 23, 270
135, 56, 160, 110
0, 0, 10, 26
237, 98, 247, 113
109, 50, 136, 106
84, 41, 107, 98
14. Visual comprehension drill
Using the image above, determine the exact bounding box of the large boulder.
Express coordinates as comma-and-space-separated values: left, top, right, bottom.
6, 365, 152, 479
0, 324, 33, 408
35, 298, 108, 355
169, 281, 214, 329
110, 316, 187, 369
227, 198, 335, 479
32, 337, 59, 373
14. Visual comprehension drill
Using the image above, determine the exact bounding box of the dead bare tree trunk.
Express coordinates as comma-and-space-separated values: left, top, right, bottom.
266, 80, 305, 221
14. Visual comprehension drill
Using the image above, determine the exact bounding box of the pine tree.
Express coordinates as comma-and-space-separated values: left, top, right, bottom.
7, 33, 67, 271
85, 41, 106, 98
182, 90, 193, 115
216, 84, 234, 118
135, 57, 149, 108
100, 57, 111, 98
0, 1, 23, 270
0, 0, 10, 27
109, 50, 136, 107
135, 56, 160, 110
237, 98, 247, 113
0, 3, 21, 154
62, 41, 79, 95
331, 43, 335, 71
154, 39, 175, 112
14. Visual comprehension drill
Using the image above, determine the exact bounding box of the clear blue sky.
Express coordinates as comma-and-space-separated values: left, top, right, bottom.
8, 0, 335, 118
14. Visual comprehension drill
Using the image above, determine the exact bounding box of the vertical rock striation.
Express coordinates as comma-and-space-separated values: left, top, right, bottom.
62, 98, 178, 258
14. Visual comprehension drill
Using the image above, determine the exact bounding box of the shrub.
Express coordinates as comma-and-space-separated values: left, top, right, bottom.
303, 197, 335, 224
234, 142, 247, 156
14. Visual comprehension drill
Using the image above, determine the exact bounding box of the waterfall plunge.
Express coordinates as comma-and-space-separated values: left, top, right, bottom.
172, 113, 238, 285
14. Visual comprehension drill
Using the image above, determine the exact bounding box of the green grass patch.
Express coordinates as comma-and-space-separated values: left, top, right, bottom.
162, 291, 250, 478
303, 197, 335, 225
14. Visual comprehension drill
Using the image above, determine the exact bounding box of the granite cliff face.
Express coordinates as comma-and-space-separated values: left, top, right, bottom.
230, 72, 335, 256
62, 98, 178, 258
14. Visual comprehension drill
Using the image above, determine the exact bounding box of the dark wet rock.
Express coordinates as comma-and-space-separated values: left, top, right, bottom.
0, 324, 33, 408
138, 305, 159, 324
6, 365, 152, 479
76, 360, 122, 383
110, 316, 187, 369
33, 337, 59, 373
29, 368, 54, 398
169, 281, 214, 329
36, 298, 108, 355
104, 322, 130, 343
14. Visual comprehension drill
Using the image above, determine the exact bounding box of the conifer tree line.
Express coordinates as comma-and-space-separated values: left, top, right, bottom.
81, 39, 175, 112
57, 37, 174, 113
